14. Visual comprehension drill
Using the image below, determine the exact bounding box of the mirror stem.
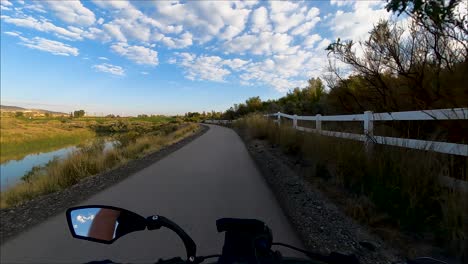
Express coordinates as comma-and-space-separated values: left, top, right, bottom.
146, 215, 197, 262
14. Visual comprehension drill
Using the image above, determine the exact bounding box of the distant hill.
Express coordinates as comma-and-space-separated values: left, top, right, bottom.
0, 105, 26, 111
0, 105, 68, 116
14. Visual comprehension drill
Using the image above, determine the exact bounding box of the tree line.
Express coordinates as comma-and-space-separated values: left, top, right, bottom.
209, 0, 467, 143
220, 0, 467, 120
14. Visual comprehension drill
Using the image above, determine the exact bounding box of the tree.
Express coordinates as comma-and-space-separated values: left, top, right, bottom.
326, 18, 467, 111
245, 96, 263, 113
73, 110, 85, 118
386, 0, 466, 30
15, 111, 24, 118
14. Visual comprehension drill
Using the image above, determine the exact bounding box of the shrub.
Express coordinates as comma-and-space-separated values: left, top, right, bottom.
239, 114, 467, 259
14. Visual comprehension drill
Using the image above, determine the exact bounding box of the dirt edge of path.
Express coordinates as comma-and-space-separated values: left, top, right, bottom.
0, 124, 209, 244
234, 127, 406, 264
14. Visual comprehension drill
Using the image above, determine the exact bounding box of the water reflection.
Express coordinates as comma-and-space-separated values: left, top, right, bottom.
71, 208, 120, 241
69, 207, 146, 242
0, 141, 117, 191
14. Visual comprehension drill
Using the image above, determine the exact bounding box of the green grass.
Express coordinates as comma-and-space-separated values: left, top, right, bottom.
0, 123, 200, 208
0, 116, 178, 163
236, 114, 467, 260
0, 117, 96, 163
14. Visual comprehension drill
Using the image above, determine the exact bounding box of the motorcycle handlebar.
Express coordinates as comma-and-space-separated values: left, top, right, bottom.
146, 215, 197, 263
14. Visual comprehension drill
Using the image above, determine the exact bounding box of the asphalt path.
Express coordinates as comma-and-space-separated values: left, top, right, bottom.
1, 125, 302, 263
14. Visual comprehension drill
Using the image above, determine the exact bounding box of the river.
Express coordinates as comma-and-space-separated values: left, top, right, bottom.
0, 141, 117, 191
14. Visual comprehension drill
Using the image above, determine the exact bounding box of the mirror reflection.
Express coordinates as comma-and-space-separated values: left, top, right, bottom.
70, 207, 145, 242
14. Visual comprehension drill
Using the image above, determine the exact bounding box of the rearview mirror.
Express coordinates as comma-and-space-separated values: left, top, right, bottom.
66, 205, 147, 244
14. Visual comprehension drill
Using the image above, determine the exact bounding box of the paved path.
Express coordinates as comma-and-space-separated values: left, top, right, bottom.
1, 125, 302, 263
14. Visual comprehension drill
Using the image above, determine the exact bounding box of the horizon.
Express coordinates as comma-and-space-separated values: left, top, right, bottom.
1, 0, 393, 115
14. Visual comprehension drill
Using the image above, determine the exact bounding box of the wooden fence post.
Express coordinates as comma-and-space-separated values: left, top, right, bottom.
363, 111, 374, 153
293, 114, 297, 129
316, 114, 322, 132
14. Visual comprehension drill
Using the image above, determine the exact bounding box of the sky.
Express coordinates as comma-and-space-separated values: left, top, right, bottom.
71, 207, 98, 237
0, 0, 393, 116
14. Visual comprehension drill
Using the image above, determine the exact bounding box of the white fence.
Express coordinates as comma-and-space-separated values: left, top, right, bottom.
266, 108, 468, 157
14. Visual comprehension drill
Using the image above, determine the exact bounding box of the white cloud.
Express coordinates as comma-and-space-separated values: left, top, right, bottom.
291, 19, 320, 36
1, 0, 12, 7
73, 224, 78, 229
44, 1, 96, 26
153, 1, 251, 43
173, 53, 241, 82
225, 31, 296, 55
76, 214, 95, 224
250, 6, 271, 33
172, 50, 328, 92
1, 0, 12, 10
315, 38, 332, 51
0, 0, 357, 93
102, 24, 127, 42
223, 58, 250, 70
17, 36, 79, 56
0, 0, 12, 10
80, 27, 111, 42
331, 1, 390, 41
238, 49, 333, 92
1, 15, 83, 40
98, 56, 108, 60
269, 1, 306, 33
93, 63, 125, 76
161, 32, 193, 49
22, 2, 46, 13
4, 31, 21, 37
303, 34, 322, 48
291, 7, 320, 36
330, 0, 354, 7
111, 43, 158, 65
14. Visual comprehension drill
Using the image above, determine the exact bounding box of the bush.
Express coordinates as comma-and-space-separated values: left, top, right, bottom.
239, 114, 467, 259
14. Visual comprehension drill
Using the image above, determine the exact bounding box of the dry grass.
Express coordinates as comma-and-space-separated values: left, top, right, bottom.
0, 123, 199, 208
236, 114, 467, 260
0, 117, 96, 163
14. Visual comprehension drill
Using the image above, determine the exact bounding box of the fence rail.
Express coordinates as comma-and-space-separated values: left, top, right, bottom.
266, 108, 468, 157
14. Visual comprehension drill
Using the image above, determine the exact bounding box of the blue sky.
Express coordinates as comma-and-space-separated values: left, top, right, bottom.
1, 0, 392, 115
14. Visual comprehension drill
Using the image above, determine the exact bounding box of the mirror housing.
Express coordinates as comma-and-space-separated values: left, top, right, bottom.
66, 205, 197, 262
66, 205, 146, 244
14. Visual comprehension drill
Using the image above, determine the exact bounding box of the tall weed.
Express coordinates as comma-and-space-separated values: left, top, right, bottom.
239, 114, 467, 259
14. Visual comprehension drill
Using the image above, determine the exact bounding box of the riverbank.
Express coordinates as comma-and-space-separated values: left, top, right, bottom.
0, 116, 177, 164
0, 117, 96, 163
0, 124, 208, 243
1, 123, 200, 208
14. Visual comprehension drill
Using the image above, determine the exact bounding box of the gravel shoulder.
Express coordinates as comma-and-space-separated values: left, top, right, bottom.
0, 124, 209, 244
234, 127, 405, 264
